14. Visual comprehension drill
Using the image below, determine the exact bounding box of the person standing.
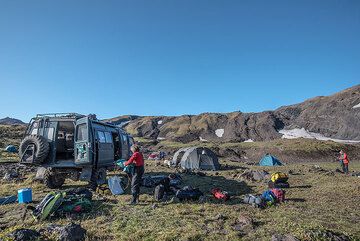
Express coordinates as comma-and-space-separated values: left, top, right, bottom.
125, 145, 144, 204
339, 150, 350, 174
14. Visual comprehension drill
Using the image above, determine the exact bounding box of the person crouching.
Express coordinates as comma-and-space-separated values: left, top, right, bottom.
125, 145, 144, 204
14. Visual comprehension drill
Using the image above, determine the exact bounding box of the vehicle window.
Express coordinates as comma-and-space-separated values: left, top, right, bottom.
28, 121, 39, 135
45, 127, 54, 141
97, 131, 106, 143
104, 132, 113, 143
77, 124, 87, 141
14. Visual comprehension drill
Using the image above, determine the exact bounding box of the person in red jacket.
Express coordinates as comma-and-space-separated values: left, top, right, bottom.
339, 150, 350, 174
125, 145, 144, 204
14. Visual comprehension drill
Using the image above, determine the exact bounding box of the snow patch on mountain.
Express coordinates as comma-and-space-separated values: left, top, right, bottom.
244, 139, 254, 142
353, 103, 360, 109
215, 129, 224, 138
279, 128, 360, 144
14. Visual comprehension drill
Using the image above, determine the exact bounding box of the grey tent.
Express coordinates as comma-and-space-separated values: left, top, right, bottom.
171, 147, 220, 171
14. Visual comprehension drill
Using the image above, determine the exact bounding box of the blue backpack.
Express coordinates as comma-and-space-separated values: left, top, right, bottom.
261, 190, 276, 206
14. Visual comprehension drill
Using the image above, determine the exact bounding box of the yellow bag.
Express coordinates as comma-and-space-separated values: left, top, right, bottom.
271, 172, 288, 183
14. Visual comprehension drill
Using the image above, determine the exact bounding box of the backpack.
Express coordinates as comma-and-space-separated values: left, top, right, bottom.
271, 172, 289, 183
30, 188, 92, 221
211, 188, 230, 201
270, 188, 285, 203
31, 192, 65, 221
175, 186, 203, 201
243, 194, 264, 208
154, 184, 165, 201
261, 190, 276, 206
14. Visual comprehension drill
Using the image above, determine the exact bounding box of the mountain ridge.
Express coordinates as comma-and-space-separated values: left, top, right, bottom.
105, 85, 360, 142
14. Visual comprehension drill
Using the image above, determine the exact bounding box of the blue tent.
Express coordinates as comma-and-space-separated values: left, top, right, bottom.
5, 145, 17, 153
259, 154, 283, 166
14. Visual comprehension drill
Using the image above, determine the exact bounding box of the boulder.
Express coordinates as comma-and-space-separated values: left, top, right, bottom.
232, 215, 254, 233
9, 229, 41, 241
239, 170, 269, 182
58, 223, 86, 241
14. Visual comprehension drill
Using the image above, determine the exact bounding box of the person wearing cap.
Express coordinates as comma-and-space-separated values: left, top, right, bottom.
125, 145, 144, 204
339, 150, 350, 174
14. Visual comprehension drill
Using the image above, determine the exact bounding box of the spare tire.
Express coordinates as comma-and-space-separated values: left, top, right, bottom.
19, 135, 50, 163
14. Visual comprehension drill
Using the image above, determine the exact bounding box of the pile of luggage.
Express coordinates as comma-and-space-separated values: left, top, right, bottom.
243, 185, 285, 208
270, 172, 290, 188
26, 188, 92, 221
243, 172, 289, 208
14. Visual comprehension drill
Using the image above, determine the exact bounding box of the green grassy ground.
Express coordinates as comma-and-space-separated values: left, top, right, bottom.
0, 160, 359, 241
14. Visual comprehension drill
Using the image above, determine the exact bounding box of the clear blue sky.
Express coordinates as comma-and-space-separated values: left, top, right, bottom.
0, 0, 359, 122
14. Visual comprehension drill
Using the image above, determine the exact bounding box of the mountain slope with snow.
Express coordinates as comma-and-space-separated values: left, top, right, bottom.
106, 85, 360, 143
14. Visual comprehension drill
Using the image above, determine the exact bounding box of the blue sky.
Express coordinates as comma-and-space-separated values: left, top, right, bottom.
0, 0, 359, 122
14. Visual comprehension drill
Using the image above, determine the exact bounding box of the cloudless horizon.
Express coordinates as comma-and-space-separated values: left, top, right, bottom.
0, 0, 359, 122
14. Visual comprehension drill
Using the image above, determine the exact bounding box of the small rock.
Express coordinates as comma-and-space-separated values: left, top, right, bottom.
9, 229, 41, 241
151, 204, 158, 209
232, 215, 254, 233
58, 223, 86, 241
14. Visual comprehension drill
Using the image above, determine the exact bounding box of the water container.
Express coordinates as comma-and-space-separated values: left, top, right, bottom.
18, 188, 32, 203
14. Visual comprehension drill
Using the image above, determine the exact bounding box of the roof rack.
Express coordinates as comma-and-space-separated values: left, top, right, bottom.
36, 113, 85, 118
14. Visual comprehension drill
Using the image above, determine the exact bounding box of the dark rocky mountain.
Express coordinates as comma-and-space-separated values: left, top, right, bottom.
108, 85, 360, 143
0, 117, 26, 126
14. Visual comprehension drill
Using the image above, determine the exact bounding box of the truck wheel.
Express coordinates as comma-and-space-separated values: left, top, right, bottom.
89, 168, 107, 190
19, 135, 50, 163
44, 169, 65, 189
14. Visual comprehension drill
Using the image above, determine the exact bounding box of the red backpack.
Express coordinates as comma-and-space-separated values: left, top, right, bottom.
211, 188, 230, 201
270, 188, 285, 203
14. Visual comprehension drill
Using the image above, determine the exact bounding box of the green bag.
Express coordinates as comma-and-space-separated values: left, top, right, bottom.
30, 188, 92, 221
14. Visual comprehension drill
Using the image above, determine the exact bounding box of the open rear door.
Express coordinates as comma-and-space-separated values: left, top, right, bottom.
74, 117, 93, 165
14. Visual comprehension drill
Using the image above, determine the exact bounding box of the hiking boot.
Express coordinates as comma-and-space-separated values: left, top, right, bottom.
129, 194, 137, 205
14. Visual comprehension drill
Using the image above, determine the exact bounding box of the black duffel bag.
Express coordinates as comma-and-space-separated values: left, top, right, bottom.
175, 186, 203, 201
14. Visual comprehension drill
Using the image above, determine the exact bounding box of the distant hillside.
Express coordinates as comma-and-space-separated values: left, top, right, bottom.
105, 85, 360, 143
0, 117, 25, 125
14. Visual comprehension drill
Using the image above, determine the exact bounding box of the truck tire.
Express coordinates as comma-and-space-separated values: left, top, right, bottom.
19, 135, 50, 163
44, 169, 65, 189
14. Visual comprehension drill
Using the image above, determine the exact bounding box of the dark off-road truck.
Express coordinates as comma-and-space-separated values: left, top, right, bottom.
19, 113, 134, 189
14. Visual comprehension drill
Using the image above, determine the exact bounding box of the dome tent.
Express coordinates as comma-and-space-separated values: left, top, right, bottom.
259, 154, 284, 166
5, 145, 17, 153
171, 147, 220, 171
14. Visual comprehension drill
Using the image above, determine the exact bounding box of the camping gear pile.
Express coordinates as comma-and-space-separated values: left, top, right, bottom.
175, 186, 204, 201
270, 172, 290, 188
243, 187, 285, 208
27, 188, 92, 221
